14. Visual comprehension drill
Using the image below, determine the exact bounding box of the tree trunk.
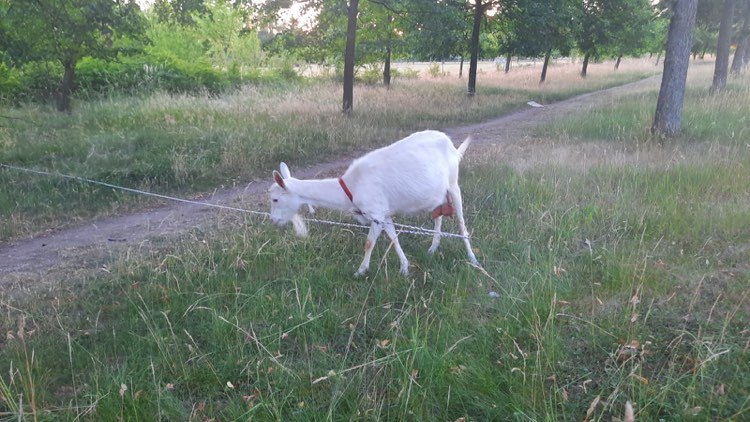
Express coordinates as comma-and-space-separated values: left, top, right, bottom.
467, 0, 484, 96
655, 51, 661, 66
383, 45, 391, 88
730, 2, 750, 75
615, 55, 622, 70
581, 52, 591, 77
342, 0, 359, 115
540, 50, 551, 83
56, 60, 76, 113
504, 52, 511, 73
710, 0, 735, 93
652, 0, 698, 138
459, 55, 464, 78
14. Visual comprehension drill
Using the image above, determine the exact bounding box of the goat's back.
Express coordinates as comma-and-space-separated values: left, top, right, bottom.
343, 130, 462, 215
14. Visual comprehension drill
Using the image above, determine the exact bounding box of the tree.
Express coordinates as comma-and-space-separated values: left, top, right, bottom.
3, 0, 144, 112
508, 0, 574, 83
575, 0, 654, 75
358, 0, 409, 87
731, 1, 750, 74
343, 0, 360, 115
467, 0, 489, 96
152, 0, 207, 25
710, 0, 735, 92
652, 0, 698, 137
402, 0, 467, 64
608, 2, 657, 69
191, 0, 262, 72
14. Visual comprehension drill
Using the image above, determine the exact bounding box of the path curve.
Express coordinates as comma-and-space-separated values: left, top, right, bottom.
0, 75, 661, 291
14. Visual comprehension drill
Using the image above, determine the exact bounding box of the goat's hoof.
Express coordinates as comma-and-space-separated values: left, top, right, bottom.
427, 246, 439, 255
354, 269, 367, 278
399, 267, 409, 276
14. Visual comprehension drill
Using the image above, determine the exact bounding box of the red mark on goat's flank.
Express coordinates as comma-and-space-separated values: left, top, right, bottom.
365, 239, 373, 251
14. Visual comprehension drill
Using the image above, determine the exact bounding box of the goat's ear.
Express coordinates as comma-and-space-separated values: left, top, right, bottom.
273, 170, 286, 189
279, 162, 291, 179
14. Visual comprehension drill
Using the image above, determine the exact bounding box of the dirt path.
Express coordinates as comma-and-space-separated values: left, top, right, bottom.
0, 75, 661, 292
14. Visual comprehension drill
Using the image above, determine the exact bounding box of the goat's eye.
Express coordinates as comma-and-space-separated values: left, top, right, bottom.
272, 199, 278, 203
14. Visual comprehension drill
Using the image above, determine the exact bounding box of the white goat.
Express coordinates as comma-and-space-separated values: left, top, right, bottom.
268, 130, 479, 276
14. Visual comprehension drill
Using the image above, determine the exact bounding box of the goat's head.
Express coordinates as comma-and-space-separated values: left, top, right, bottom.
269, 162, 308, 237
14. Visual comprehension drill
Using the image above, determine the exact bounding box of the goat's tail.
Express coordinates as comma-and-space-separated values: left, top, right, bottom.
456, 136, 472, 160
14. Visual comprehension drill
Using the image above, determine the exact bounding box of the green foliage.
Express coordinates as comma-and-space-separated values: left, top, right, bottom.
505, 0, 576, 58
190, 0, 262, 71
0, 62, 21, 102
1, 0, 145, 110
692, 24, 719, 56
357, 65, 383, 85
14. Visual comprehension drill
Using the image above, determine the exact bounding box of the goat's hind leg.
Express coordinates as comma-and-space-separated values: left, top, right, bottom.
448, 186, 479, 265
428, 216, 443, 255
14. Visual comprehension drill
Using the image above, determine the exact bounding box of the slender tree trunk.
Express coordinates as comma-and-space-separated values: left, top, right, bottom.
615, 55, 622, 70
581, 52, 591, 77
467, 0, 484, 96
504, 52, 511, 73
652, 0, 698, 137
56, 60, 76, 113
655, 51, 661, 66
540, 50, 552, 83
731, 2, 750, 75
711, 0, 735, 93
458, 55, 464, 78
342, 0, 359, 115
383, 45, 391, 88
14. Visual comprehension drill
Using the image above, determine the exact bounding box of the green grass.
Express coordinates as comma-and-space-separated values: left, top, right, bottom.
0, 60, 656, 241
540, 64, 750, 145
2, 60, 749, 420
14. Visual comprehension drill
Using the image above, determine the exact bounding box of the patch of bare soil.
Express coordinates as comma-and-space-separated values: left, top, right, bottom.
0, 76, 662, 295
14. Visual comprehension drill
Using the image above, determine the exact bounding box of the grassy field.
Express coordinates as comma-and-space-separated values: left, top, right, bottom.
0, 59, 657, 241
2, 59, 750, 420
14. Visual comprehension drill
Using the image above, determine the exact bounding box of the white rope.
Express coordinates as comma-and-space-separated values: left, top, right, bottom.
0, 163, 469, 239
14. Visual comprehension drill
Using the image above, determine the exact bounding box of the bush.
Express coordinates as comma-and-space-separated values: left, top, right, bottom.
391, 67, 420, 80
76, 56, 147, 97
427, 62, 443, 78
357, 65, 383, 85
18, 61, 62, 103
0, 63, 22, 103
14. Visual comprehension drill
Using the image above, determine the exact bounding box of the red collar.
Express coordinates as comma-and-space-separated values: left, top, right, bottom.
338, 177, 353, 202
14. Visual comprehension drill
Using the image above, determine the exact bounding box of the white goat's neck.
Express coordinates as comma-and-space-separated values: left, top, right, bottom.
289, 178, 352, 211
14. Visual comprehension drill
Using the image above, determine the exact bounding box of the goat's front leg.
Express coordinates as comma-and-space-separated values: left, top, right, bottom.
355, 221, 384, 277
383, 219, 410, 276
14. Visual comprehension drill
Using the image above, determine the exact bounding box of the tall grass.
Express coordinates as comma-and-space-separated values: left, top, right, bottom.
1, 59, 749, 419
0, 59, 658, 241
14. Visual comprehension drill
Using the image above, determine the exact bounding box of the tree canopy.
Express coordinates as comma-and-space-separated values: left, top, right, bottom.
5, 0, 743, 114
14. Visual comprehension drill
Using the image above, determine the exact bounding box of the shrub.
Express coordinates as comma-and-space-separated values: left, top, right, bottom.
391, 67, 420, 80
0, 63, 22, 103
427, 62, 443, 78
357, 65, 383, 85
